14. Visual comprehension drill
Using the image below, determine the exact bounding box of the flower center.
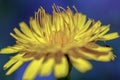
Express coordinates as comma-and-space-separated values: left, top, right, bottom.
49, 31, 69, 47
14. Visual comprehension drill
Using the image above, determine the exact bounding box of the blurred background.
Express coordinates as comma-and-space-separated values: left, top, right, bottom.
0, 0, 120, 80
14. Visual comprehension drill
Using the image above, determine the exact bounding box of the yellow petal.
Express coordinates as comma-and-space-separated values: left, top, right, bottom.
81, 19, 92, 32
76, 13, 83, 27
58, 15, 64, 31
23, 57, 44, 80
19, 22, 34, 38
62, 12, 69, 24
54, 56, 69, 78
32, 32, 46, 43
78, 49, 97, 60
74, 19, 92, 37
40, 58, 55, 76
78, 14, 86, 30
73, 13, 78, 27
92, 21, 101, 32
44, 21, 51, 37
74, 29, 89, 40
31, 19, 42, 37
0, 46, 23, 54
87, 21, 101, 37
78, 49, 114, 62
0, 47, 18, 54
85, 43, 112, 52
4, 54, 32, 70
103, 32, 119, 40
4, 59, 17, 70
13, 28, 32, 41
70, 56, 92, 73
97, 52, 115, 62
99, 25, 110, 36
67, 15, 74, 32
6, 61, 23, 75
10, 33, 28, 43
53, 13, 62, 31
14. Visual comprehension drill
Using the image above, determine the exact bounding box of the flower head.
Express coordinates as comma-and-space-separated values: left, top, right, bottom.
0, 5, 119, 80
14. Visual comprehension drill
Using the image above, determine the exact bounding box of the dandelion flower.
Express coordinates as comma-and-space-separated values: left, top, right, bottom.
0, 5, 119, 80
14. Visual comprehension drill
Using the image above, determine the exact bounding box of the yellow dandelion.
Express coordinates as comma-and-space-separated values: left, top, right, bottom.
0, 5, 119, 80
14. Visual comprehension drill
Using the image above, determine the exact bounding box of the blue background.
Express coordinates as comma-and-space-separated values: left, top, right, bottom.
0, 0, 120, 80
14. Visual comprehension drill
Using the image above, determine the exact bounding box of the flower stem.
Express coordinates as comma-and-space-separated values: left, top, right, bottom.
56, 74, 70, 80
56, 65, 72, 80
56, 55, 72, 80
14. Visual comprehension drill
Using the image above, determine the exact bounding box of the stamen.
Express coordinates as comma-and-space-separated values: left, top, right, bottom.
53, 4, 59, 13
73, 5, 78, 13
59, 6, 66, 12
